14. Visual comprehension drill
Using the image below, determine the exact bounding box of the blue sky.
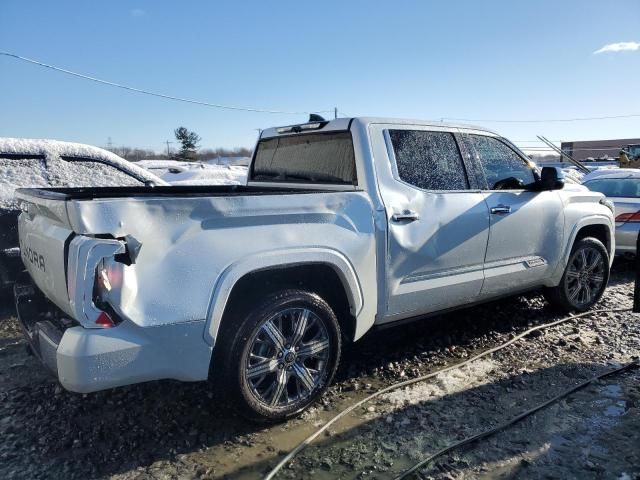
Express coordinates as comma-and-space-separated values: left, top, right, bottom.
0, 0, 639, 153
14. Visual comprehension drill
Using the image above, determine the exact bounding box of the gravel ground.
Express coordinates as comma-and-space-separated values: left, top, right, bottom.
1, 260, 639, 480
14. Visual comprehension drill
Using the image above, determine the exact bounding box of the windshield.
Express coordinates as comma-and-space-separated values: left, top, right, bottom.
585, 178, 640, 197
251, 131, 356, 184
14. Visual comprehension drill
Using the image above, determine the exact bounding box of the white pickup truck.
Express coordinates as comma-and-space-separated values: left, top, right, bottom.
15, 117, 615, 421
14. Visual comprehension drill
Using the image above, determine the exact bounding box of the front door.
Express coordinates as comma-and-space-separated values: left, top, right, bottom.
371, 125, 491, 322
460, 132, 564, 297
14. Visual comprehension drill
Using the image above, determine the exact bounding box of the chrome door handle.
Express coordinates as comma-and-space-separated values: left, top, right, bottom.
391, 210, 419, 222
490, 205, 511, 215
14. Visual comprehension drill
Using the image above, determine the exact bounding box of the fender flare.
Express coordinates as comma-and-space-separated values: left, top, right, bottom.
203, 247, 365, 346
550, 214, 614, 283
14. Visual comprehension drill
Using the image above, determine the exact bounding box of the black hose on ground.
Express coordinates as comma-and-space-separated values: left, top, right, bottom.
395, 358, 640, 479
263, 307, 632, 480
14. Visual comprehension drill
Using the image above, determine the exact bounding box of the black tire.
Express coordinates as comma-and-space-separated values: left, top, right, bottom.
544, 237, 610, 312
218, 289, 341, 422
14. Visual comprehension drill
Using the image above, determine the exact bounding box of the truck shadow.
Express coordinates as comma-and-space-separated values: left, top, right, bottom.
0, 262, 634, 479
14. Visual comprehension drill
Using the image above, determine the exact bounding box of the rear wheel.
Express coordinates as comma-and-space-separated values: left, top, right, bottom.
544, 237, 609, 312
219, 289, 341, 422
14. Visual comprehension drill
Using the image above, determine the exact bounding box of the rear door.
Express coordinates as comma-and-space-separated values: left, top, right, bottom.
370, 124, 490, 322
459, 131, 564, 297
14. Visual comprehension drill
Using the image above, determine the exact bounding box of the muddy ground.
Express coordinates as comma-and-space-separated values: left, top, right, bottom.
1, 260, 639, 480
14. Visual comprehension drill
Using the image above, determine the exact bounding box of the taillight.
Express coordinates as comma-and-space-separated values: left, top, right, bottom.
95, 311, 115, 328
615, 212, 640, 223
93, 261, 121, 328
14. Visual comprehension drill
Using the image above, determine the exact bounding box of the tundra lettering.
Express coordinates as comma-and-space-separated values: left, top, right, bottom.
20, 241, 45, 273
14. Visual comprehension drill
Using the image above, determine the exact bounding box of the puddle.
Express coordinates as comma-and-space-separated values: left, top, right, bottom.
586, 383, 628, 430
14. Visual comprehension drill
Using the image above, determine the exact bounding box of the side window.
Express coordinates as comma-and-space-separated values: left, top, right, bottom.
469, 135, 535, 189
388, 130, 468, 191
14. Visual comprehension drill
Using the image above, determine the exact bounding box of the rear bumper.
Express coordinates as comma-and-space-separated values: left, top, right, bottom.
15, 279, 212, 393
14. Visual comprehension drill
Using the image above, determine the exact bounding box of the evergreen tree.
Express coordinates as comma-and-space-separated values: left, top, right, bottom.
174, 127, 201, 160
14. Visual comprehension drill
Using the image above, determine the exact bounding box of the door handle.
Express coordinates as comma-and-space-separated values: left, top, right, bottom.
391, 210, 420, 222
490, 205, 511, 215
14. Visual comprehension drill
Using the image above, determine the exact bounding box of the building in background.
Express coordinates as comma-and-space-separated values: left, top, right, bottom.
561, 138, 640, 162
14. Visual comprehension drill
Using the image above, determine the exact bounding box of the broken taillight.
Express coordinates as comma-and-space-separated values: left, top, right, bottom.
615, 212, 640, 223
93, 261, 122, 328
95, 311, 115, 328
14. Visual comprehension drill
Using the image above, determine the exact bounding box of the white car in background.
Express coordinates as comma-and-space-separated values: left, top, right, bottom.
583, 169, 640, 256
582, 168, 636, 184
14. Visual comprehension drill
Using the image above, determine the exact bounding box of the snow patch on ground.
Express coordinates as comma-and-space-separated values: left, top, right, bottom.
164, 165, 248, 185
381, 358, 499, 409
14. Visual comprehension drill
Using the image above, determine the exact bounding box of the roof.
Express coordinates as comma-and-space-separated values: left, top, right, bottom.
260, 116, 500, 139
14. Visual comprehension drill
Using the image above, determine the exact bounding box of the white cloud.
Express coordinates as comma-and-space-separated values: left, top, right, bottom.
593, 41, 640, 54
131, 8, 145, 17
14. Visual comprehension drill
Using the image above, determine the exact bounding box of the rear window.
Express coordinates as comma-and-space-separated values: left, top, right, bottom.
585, 178, 640, 198
0, 155, 49, 210
251, 132, 356, 184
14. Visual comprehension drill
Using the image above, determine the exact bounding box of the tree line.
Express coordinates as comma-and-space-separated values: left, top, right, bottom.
107, 126, 252, 162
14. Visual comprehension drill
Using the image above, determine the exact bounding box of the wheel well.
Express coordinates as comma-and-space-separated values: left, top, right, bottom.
220, 264, 356, 342
575, 224, 611, 253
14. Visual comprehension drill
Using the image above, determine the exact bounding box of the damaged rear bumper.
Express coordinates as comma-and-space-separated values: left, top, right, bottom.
14, 277, 212, 393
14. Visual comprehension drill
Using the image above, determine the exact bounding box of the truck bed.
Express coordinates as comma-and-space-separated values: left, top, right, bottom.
15, 184, 334, 201
16, 184, 377, 332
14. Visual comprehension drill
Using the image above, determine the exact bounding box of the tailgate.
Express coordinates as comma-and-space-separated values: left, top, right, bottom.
15, 188, 125, 324
17, 189, 76, 316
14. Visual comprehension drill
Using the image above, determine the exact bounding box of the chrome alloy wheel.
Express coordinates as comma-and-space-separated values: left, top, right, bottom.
243, 307, 331, 408
564, 246, 606, 308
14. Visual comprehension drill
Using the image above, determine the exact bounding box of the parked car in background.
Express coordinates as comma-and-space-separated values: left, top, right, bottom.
0, 138, 167, 291
581, 167, 635, 183
15, 117, 614, 421
583, 169, 640, 256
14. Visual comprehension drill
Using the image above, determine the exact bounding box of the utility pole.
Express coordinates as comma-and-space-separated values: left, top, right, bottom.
334, 107, 338, 119
165, 140, 173, 158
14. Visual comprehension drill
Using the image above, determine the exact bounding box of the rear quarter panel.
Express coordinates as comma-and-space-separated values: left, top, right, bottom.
66, 191, 377, 341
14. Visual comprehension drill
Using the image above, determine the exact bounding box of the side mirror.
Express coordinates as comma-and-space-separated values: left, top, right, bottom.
539, 166, 565, 191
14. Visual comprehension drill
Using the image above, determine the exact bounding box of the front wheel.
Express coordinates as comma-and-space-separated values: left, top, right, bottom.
544, 237, 610, 312
220, 289, 341, 422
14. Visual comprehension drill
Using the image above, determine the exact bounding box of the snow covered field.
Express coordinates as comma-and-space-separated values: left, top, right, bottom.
136, 159, 248, 186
